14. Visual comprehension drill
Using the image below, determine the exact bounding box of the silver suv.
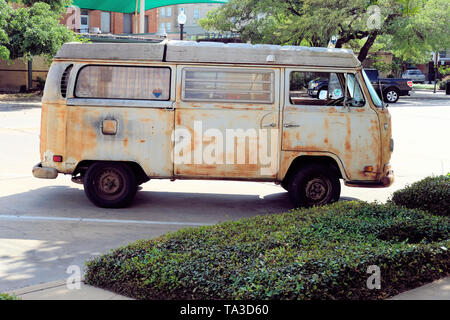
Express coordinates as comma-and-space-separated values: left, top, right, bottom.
402, 69, 426, 83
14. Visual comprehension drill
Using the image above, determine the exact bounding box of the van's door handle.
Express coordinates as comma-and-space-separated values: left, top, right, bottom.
283, 123, 300, 128
262, 123, 277, 128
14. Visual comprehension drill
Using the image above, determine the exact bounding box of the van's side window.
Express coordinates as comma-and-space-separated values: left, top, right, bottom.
182, 68, 274, 103
75, 66, 171, 100
289, 71, 365, 107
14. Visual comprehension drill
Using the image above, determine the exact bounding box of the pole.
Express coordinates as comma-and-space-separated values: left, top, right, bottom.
180, 24, 184, 40
134, 0, 138, 33
27, 59, 33, 91
139, 0, 145, 33
433, 52, 438, 94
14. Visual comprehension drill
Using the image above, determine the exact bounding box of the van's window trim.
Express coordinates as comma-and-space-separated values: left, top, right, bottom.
73, 64, 172, 101
66, 98, 174, 109
287, 70, 367, 108
181, 67, 275, 104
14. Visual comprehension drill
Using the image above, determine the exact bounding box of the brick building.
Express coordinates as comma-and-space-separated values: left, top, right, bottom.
61, 7, 158, 35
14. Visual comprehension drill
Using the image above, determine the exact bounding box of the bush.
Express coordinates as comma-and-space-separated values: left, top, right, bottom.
0, 293, 19, 300
390, 175, 450, 216
438, 76, 450, 90
85, 201, 450, 300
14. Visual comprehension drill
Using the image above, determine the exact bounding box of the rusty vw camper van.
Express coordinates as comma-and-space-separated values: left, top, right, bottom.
33, 41, 394, 208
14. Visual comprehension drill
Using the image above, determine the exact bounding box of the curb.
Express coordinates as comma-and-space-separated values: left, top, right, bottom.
6, 276, 450, 300
7, 280, 132, 300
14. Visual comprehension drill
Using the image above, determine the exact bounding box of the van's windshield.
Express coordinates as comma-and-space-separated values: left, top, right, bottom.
362, 69, 383, 108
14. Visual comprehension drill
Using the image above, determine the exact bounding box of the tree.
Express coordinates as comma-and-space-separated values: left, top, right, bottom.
21, 0, 71, 14
199, 0, 450, 62
383, 0, 450, 63
0, 0, 82, 62
0, 0, 12, 60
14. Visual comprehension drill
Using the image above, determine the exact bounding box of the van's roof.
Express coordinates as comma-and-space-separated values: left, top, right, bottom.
55, 40, 361, 68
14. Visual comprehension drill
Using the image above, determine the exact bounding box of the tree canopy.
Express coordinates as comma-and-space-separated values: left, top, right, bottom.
199, 0, 450, 63
0, 0, 82, 61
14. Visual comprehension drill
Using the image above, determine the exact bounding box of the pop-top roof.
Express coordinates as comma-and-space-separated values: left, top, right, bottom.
55, 40, 361, 68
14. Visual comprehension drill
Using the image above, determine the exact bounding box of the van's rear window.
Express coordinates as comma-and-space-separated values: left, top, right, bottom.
75, 65, 170, 100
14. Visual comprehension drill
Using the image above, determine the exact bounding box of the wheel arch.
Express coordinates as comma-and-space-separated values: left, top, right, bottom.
73, 160, 149, 185
281, 154, 345, 187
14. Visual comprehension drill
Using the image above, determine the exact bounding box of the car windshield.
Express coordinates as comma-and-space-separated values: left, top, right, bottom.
362, 69, 383, 108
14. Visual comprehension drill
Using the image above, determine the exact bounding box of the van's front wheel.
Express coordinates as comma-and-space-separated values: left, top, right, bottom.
288, 164, 340, 208
83, 162, 137, 208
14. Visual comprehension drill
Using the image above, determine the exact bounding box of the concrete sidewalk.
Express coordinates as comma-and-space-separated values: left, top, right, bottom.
389, 277, 450, 300
408, 89, 449, 99
6, 277, 450, 300
7, 280, 132, 300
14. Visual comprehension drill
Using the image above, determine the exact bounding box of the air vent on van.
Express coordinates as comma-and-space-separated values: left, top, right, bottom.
60, 65, 73, 98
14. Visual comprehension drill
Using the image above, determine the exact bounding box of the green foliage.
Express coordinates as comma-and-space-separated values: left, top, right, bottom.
390, 175, 450, 216
386, 0, 450, 63
371, 56, 393, 74
21, 0, 72, 15
438, 66, 450, 77
438, 76, 449, 90
0, 0, 83, 62
0, 293, 20, 300
85, 201, 450, 300
0, 0, 12, 60
199, 0, 450, 64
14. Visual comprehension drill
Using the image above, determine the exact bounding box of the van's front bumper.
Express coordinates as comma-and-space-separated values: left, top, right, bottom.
32, 163, 58, 179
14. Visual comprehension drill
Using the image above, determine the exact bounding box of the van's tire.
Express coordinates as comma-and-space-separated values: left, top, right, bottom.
83, 162, 137, 208
288, 164, 341, 208
383, 88, 399, 103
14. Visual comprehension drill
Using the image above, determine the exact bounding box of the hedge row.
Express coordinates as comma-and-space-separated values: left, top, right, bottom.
0, 293, 19, 300
390, 174, 449, 216
85, 201, 450, 300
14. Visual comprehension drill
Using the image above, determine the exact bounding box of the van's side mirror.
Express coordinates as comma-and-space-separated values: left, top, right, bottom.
318, 90, 328, 100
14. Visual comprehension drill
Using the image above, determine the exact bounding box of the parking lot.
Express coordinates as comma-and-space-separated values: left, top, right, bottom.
0, 91, 449, 292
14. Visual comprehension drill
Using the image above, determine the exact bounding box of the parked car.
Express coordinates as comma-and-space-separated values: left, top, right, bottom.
310, 68, 412, 103
365, 68, 413, 103
402, 69, 426, 83
307, 77, 328, 98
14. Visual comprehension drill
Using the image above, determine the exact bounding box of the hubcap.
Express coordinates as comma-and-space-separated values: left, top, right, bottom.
96, 169, 124, 198
306, 179, 327, 201
386, 91, 397, 102
305, 177, 331, 204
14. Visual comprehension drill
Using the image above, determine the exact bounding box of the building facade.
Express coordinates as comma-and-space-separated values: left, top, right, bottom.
61, 7, 158, 35
157, 3, 223, 39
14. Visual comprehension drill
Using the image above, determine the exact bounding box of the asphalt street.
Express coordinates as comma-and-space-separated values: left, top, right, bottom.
0, 91, 449, 292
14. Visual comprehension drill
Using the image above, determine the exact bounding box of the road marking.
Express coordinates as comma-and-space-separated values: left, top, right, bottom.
0, 214, 214, 227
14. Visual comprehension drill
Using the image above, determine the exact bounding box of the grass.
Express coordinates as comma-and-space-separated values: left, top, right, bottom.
412, 84, 441, 90
85, 201, 450, 300
0, 92, 42, 102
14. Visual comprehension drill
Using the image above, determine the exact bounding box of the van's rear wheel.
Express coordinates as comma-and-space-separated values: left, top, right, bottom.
83, 162, 137, 208
288, 164, 340, 208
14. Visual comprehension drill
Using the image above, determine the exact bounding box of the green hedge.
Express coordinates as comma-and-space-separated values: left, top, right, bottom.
390, 175, 450, 216
0, 293, 19, 300
85, 201, 450, 300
